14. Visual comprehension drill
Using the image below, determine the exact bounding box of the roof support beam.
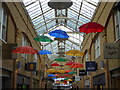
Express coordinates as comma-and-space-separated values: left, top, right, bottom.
35, 17, 83, 30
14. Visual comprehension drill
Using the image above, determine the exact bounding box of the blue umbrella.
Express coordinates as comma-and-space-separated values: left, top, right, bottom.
38, 50, 52, 55
52, 78, 57, 80
48, 74, 56, 77
48, 29, 69, 38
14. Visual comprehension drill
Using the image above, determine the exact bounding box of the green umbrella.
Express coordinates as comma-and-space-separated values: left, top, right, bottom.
68, 71, 76, 74
54, 57, 68, 62
33, 35, 53, 42
64, 78, 69, 80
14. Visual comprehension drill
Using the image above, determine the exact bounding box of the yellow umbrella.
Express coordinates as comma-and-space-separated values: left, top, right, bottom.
58, 70, 65, 73
65, 49, 84, 56
46, 69, 56, 73
67, 79, 73, 81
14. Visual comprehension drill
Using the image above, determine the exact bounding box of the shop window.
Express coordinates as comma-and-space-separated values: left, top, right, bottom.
95, 36, 100, 58
0, 3, 8, 42
114, 10, 120, 40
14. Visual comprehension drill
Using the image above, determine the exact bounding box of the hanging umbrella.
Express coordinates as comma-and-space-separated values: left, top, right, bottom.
48, 29, 69, 38
48, 74, 56, 77
51, 63, 60, 66
65, 49, 84, 56
38, 50, 52, 55
33, 35, 53, 42
71, 63, 83, 68
68, 71, 76, 74
64, 74, 70, 77
52, 78, 57, 80
67, 79, 73, 81
12, 46, 38, 54
58, 70, 65, 73
54, 57, 68, 62
65, 70, 71, 73
46, 69, 56, 73
79, 22, 104, 34
65, 61, 74, 66
59, 76, 65, 78
64, 78, 69, 80
54, 74, 60, 77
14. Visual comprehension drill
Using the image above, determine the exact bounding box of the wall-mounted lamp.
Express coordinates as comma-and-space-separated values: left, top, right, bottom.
100, 61, 105, 69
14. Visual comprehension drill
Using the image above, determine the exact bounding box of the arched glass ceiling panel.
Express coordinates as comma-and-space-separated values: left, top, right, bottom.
22, 0, 99, 60
68, 33, 83, 44
67, 20, 77, 30
68, 8, 78, 20
70, 0, 81, 13
44, 9, 55, 20
41, 0, 51, 13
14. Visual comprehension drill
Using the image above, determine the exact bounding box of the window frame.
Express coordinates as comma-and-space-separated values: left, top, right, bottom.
114, 10, 120, 40
85, 51, 89, 61
0, 3, 8, 42
22, 34, 30, 60
94, 36, 100, 59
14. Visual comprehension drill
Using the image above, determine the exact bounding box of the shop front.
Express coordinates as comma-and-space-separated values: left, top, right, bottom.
110, 67, 120, 89
93, 73, 105, 90
17, 74, 30, 89
2, 68, 12, 89
84, 79, 90, 89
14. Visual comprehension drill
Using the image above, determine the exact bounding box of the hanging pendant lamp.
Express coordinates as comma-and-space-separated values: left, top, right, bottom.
48, 0, 73, 10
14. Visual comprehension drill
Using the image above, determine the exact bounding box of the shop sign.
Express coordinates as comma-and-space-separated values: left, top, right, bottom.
79, 70, 87, 76
86, 61, 97, 71
104, 43, 120, 59
25, 62, 36, 71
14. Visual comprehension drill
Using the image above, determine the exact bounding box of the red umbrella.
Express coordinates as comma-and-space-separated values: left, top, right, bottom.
71, 63, 83, 68
51, 63, 60, 66
12, 46, 38, 54
79, 22, 104, 34
65, 61, 74, 66
54, 74, 60, 77
59, 76, 64, 78
64, 74, 70, 77
65, 70, 71, 73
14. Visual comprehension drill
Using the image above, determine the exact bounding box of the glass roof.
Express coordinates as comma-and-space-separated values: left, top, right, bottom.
22, 0, 99, 60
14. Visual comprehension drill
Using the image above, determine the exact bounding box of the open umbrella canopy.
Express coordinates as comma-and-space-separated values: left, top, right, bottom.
65, 61, 74, 66
51, 63, 60, 66
54, 57, 68, 62
46, 69, 56, 73
38, 50, 52, 55
48, 74, 56, 77
67, 79, 73, 81
64, 78, 69, 80
65, 49, 84, 56
71, 63, 83, 68
64, 74, 70, 77
33, 35, 53, 42
59, 76, 65, 78
58, 70, 65, 73
48, 29, 69, 38
68, 71, 76, 74
65, 70, 71, 73
52, 78, 57, 80
79, 22, 104, 34
54, 74, 60, 77
12, 46, 38, 54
